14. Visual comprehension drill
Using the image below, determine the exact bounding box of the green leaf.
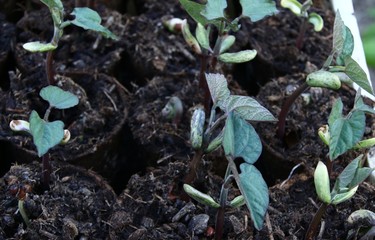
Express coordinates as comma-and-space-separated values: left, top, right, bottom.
223, 113, 262, 164
195, 23, 211, 51
238, 164, 269, 230
226, 95, 276, 122
205, 73, 230, 108
29, 111, 64, 157
183, 184, 220, 208
331, 185, 358, 205
219, 35, 236, 54
179, 0, 221, 28
280, 0, 302, 15
314, 161, 331, 204
240, 0, 278, 22
201, 0, 227, 20
218, 50, 257, 63
333, 11, 346, 54
308, 12, 324, 32
328, 98, 343, 127
335, 155, 362, 189
40, 0, 63, 11
329, 110, 366, 160
337, 26, 354, 65
69, 7, 118, 40
344, 56, 374, 95
354, 90, 375, 114
40, 86, 79, 109
22, 42, 57, 53
229, 195, 246, 208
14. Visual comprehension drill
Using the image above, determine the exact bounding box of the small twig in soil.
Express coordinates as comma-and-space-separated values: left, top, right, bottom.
265, 213, 275, 240
317, 220, 325, 240
103, 89, 118, 111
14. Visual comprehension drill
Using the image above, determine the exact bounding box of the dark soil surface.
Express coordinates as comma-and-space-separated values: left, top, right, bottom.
0, 0, 374, 239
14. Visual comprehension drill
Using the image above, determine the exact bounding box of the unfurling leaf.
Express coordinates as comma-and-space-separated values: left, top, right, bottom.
190, 108, 205, 150
183, 184, 220, 208
308, 12, 324, 32
314, 161, 331, 204
181, 19, 202, 54
280, 0, 302, 15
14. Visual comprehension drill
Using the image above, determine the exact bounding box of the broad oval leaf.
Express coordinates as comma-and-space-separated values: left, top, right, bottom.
29, 111, 64, 157
238, 164, 269, 230
280, 0, 302, 15
226, 95, 276, 122
205, 73, 230, 108
328, 98, 343, 127
40, 86, 79, 109
223, 113, 262, 164
201, 0, 227, 20
344, 56, 374, 95
329, 110, 366, 160
70, 7, 118, 40
308, 12, 324, 32
314, 161, 331, 204
335, 155, 363, 189
240, 0, 278, 22
218, 50, 257, 63
23, 42, 57, 53
331, 185, 358, 205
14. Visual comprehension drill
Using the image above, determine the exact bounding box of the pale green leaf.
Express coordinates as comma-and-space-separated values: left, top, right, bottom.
223, 113, 262, 164
183, 184, 220, 208
226, 95, 276, 122
23, 42, 57, 53
195, 23, 211, 51
240, 0, 278, 22
238, 164, 269, 230
314, 161, 331, 204
70, 8, 118, 40
329, 111, 366, 160
331, 186, 358, 205
205, 73, 230, 108
201, 0, 227, 20
218, 50, 257, 63
344, 56, 374, 95
308, 12, 324, 32
29, 111, 64, 157
306, 70, 341, 90
219, 35, 236, 54
40, 0, 63, 11
280, 0, 302, 15
40, 86, 79, 109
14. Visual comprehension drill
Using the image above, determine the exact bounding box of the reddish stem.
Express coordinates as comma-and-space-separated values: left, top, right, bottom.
46, 51, 55, 85
276, 82, 309, 140
305, 202, 328, 240
296, 18, 308, 50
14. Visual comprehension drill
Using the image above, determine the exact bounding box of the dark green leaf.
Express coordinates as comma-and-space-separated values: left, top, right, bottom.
344, 56, 374, 95
354, 90, 375, 114
40, 86, 79, 110
223, 113, 262, 164
333, 11, 346, 54
179, 0, 221, 28
240, 0, 278, 22
201, 0, 227, 20
336, 155, 362, 189
70, 8, 118, 40
328, 98, 343, 127
329, 111, 366, 160
238, 164, 269, 230
226, 95, 276, 122
29, 111, 64, 157
337, 26, 354, 65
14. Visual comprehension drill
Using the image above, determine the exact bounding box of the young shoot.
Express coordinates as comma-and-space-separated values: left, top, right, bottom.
22, 0, 118, 85
281, 0, 324, 49
184, 73, 276, 240
305, 90, 375, 239
10, 86, 79, 188
177, 0, 278, 111
276, 11, 375, 140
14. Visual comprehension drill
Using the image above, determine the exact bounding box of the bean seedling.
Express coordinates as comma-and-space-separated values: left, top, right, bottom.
281, 0, 324, 49
184, 73, 276, 239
